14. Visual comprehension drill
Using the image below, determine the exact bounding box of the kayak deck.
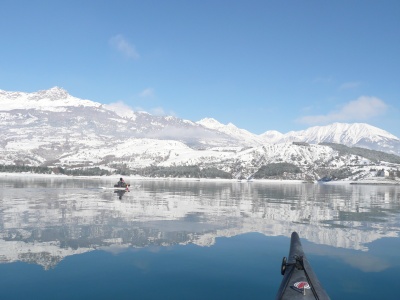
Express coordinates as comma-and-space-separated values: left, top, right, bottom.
275, 232, 330, 300
101, 187, 129, 190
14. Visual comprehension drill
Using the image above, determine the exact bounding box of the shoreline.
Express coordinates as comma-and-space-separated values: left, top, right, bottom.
0, 172, 399, 186
0, 172, 303, 184
0, 172, 400, 186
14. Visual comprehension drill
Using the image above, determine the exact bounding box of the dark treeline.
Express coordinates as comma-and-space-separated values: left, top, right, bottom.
133, 166, 232, 179
315, 167, 361, 180
2, 162, 398, 179
253, 163, 301, 179
321, 143, 400, 164
62, 167, 111, 176
0, 165, 111, 176
0, 164, 53, 174
0, 164, 231, 178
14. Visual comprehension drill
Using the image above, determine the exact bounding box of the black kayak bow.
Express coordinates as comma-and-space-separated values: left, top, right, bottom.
275, 232, 330, 300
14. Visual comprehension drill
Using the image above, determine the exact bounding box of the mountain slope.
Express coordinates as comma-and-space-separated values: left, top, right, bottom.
197, 117, 400, 156
277, 123, 400, 155
0, 86, 100, 111
197, 118, 263, 146
1, 87, 399, 178
283, 122, 398, 144
0, 87, 246, 153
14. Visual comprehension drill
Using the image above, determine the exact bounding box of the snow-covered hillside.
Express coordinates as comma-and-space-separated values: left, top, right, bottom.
196, 118, 400, 156
1, 87, 400, 178
0, 87, 101, 111
197, 118, 264, 146
277, 123, 400, 153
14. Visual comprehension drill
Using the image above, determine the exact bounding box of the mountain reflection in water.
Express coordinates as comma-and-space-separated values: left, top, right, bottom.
0, 176, 399, 270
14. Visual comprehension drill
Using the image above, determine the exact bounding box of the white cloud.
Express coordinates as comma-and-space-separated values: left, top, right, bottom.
99, 245, 130, 255
109, 34, 140, 59
151, 106, 166, 116
150, 106, 177, 117
341, 254, 390, 272
104, 100, 176, 119
139, 88, 155, 98
133, 105, 147, 112
131, 105, 176, 117
148, 125, 220, 140
339, 81, 362, 90
105, 101, 135, 118
298, 96, 388, 125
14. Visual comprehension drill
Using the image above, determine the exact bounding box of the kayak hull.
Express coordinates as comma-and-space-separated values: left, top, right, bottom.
101, 187, 129, 190
275, 232, 330, 300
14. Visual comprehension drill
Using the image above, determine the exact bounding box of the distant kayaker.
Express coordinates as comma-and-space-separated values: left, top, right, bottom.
117, 177, 126, 187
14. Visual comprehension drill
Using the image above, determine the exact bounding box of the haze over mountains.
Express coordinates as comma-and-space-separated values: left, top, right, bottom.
1, 87, 399, 179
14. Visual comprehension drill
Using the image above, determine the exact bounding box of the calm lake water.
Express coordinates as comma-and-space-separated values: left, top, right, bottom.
0, 176, 399, 299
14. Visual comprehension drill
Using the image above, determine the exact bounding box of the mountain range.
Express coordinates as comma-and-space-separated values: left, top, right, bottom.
1, 87, 399, 179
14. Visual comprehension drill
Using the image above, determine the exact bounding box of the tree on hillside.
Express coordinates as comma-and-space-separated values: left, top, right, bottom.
253, 163, 301, 179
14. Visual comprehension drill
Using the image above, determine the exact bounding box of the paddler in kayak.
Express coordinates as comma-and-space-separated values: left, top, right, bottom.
116, 178, 126, 187
115, 178, 130, 188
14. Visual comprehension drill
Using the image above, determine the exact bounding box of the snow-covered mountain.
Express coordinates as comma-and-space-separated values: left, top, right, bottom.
259, 130, 285, 142
197, 117, 400, 156
271, 123, 400, 154
1, 87, 399, 178
0, 87, 246, 148
197, 118, 264, 146
0, 86, 100, 111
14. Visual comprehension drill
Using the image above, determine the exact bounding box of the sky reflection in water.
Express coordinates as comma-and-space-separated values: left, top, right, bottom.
0, 176, 399, 299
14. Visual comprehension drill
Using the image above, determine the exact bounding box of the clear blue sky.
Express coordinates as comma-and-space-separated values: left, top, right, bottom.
1, 0, 399, 137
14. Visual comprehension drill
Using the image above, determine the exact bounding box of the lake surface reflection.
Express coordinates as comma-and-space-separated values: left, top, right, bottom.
0, 176, 399, 299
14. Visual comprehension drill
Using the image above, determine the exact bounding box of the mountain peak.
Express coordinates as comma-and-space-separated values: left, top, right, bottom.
197, 118, 263, 146
295, 122, 399, 142
33, 86, 69, 100
259, 130, 284, 142
1, 87, 399, 156
278, 122, 400, 154
0, 87, 100, 111
197, 118, 224, 128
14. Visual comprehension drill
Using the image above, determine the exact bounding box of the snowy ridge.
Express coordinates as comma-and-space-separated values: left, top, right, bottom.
197, 118, 400, 155
0, 87, 101, 111
259, 130, 285, 142
197, 117, 263, 146
281, 123, 399, 145
0, 87, 400, 174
